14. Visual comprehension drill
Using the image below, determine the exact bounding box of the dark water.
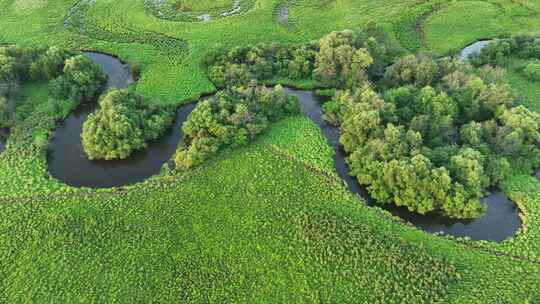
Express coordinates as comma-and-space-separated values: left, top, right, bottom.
284, 88, 521, 242
46, 52, 521, 240
0, 129, 8, 153
47, 52, 196, 188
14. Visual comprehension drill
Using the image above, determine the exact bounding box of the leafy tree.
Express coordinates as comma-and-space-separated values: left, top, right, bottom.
204, 26, 399, 89
29, 47, 72, 80
470, 36, 540, 66
175, 83, 300, 169
383, 53, 439, 87
82, 89, 175, 160
49, 55, 106, 103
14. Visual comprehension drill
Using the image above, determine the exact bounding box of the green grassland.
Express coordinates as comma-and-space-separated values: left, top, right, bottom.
170, 0, 235, 11
423, 0, 540, 54
1, 0, 540, 302
1, 0, 536, 103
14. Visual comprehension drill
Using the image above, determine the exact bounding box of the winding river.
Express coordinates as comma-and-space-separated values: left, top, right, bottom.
285, 88, 521, 242
47, 52, 520, 241
47, 52, 195, 188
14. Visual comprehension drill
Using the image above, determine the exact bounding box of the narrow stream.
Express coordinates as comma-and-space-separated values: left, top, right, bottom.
47, 52, 195, 188
459, 40, 491, 60
285, 88, 521, 242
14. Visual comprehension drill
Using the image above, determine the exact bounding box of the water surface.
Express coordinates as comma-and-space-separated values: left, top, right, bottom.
48, 52, 195, 188
0, 129, 8, 153
459, 40, 491, 60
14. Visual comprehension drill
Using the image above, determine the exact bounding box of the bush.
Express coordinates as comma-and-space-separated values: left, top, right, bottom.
175, 83, 300, 169
82, 89, 175, 160
524, 61, 540, 81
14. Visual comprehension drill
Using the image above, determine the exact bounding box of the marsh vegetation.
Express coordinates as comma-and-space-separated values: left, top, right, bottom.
1, 1, 540, 303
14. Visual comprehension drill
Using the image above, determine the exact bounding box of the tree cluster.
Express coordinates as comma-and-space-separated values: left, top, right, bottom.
470, 35, 540, 67
175, 83, 300, 169
324, 55, 540, 218
49, 55, 107, 103
0, 46, 105, 129
82, 89, 175, 160
204, 24, 401, 89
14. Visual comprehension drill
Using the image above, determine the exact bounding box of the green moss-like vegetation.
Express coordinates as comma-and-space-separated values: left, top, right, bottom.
1, 1, 540, 302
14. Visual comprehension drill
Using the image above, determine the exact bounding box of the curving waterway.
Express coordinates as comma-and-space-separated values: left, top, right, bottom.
284, 88, 521, 242
47, 52, 195, 188
47, 52, 520, 241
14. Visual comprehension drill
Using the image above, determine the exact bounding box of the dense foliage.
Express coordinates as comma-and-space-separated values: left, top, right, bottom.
48, 55, 106, 103
323, 55, 540, 218
175, 83, 299, 169
469, 35, 540, 67
524, 60, 540, 81
0, 46, 105, 129
1, 1, 540, 301
204, 25, 402, 89
82, 89, 175, 160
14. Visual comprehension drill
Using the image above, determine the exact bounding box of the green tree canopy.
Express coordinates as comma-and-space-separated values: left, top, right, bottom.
325, 54, 540, 218
82, 89, 175, 160
175, 83, 300, 169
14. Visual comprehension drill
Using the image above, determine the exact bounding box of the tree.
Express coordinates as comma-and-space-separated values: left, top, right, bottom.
524, 61, 540, 81
82, 89, 175, 160
49, 55, 106, 103
29, 46, 72, 80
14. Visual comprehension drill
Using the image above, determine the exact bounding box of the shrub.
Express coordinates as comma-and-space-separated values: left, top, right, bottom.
523, 61, 540, 81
